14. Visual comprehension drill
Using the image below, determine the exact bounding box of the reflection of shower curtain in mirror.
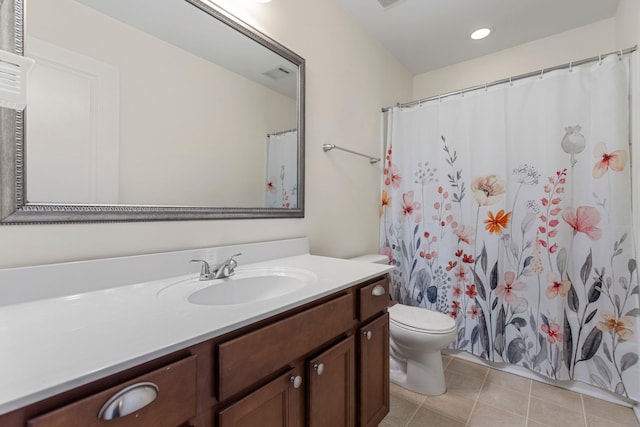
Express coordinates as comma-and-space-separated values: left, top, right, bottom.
265, 130, 298, 208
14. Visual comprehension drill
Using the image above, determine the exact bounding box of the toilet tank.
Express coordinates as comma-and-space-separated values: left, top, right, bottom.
349, 254, 389, 265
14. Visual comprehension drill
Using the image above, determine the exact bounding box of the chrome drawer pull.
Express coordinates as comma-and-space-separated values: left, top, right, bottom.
290, 375, 303, 389
313, 363, 325, 375
371, 284, 386, 296
363, 330, 372, 340
98, 382, 159, 420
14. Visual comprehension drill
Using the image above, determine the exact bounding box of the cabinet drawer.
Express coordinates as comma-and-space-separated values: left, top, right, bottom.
27, 356, 197, 427
217, 293, 355, 401
358, 276, 389, 321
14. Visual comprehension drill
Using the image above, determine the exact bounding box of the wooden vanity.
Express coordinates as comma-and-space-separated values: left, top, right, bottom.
0, 275, 390, 427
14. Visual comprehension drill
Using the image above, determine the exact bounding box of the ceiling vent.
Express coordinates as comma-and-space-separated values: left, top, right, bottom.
263, 65, 294, 80
377, 0, 406, 9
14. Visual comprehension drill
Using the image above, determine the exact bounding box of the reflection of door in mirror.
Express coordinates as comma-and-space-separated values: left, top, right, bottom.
265, 130, 298, 209
24, 0, 298, 208
26, 37, 120, 204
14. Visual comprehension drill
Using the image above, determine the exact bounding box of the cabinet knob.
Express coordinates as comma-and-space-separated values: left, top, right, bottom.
290, 375, 303, 389
363, 330, 372, 340
98, 382, 159, 420
371, 284, 386, 296
313, 363, 325, 375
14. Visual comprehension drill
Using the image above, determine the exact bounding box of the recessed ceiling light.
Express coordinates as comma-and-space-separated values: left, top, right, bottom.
470, 28, 491, 40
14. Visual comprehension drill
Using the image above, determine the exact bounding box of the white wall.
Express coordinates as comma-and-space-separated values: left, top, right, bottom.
0, 0, 412, 268
615, 0, 640, 255
413, 18, 619, 100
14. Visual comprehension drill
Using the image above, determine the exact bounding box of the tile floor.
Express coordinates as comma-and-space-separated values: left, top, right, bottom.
380, 354, 640, 427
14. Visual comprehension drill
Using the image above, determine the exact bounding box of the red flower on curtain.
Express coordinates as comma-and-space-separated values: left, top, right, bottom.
592, 142, 627, 179
561, 206, 602, 240
401, 191, 422, 223
541, 322, 563, 344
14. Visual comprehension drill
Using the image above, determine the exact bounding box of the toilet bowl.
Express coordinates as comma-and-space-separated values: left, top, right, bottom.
388, 304, 456, 395
349, 254, 457, 396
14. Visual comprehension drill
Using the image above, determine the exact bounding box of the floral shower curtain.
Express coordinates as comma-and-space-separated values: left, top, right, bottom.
380, 52, 640, 400
265, 130, 298, 208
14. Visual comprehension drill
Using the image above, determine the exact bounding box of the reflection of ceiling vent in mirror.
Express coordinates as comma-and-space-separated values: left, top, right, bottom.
263, 65, 294, 80
377, 0, 406, 9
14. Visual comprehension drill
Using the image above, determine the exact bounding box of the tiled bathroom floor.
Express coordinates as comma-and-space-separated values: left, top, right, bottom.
380, 354, 640, 427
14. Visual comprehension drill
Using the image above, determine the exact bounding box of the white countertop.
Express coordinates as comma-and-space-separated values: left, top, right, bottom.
0, 250, 392, 415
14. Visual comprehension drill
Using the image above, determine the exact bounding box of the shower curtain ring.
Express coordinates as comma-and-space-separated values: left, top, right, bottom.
540, 69, 544, 79
599, 55, 603, 65
619, 49, 623, 60
568, 62, 572, 72
509, 77, 513, 86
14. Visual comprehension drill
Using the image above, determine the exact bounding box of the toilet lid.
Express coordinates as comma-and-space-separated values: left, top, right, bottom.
388, 304, 456, 333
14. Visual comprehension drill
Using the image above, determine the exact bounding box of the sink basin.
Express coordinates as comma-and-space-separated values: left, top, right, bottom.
159, 267, 317, 306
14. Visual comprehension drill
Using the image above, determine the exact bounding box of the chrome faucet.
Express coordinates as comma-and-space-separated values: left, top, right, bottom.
190, 253, 242, 280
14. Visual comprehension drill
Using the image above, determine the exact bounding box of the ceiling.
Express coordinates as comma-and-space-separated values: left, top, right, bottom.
334, 0, 620, 75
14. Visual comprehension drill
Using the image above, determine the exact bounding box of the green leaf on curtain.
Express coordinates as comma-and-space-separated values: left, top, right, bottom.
585, 309, 598, 324
580, 250, 593, 286
496, 306, 506, 337
603, 342, 613, 363
480, 245, 488, 274
491, 297, 499, 310
563, 312, 573, 372
507, 338, 527, 363
568, 284, 579, 312
471, 324, 480, 346
588, 279, 602, 303
590, 374, 610, 391
540, 313, 549, 326
621, 352, 639, 372
625, 308, 640, 317
490, 261, 499, 290
629, 258, 637, 274
478, 310, 490, 359
593, 355, 612, 383
632, 286, 639, 296
580, 328, 602, 361
472, 270, 486, 300
494, 334, 506, 358
427, 286, 438, 304
533, 340, 547, 368
557, 248, 568, 279
511, 317, 527, 330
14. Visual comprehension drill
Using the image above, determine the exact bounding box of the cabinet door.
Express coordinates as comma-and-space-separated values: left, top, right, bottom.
307, 336, 355, 427
359, 313, 389, 427
217, 369, 302, 427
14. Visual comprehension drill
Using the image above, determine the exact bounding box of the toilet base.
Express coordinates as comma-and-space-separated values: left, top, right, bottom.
389, 351, 447, 396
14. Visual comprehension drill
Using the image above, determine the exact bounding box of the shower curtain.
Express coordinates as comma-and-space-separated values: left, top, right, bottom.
380, 52, 640, 401
265, 130, 297, 208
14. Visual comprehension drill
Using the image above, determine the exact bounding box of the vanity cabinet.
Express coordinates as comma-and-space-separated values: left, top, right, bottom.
0, 275, 389, 427
25, 356, 198, 427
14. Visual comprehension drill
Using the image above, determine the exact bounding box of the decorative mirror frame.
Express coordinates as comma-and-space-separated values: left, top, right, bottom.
0, 0, 305, 224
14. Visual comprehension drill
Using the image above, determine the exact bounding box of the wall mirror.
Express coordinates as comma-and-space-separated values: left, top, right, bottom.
0, 0, 305, 223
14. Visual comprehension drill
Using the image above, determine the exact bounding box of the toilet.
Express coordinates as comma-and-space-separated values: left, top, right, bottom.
350, 254, 458, 396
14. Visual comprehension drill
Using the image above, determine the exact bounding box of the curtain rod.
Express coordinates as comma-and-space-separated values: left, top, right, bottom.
267, 128, 297, 137
382, 45, 638, 112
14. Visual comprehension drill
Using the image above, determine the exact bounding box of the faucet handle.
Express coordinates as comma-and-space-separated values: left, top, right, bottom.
227, 253, 242, 269
190, 259, 214, 280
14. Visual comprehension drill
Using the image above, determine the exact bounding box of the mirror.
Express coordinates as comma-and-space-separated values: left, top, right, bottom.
0, 0, 305, 223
